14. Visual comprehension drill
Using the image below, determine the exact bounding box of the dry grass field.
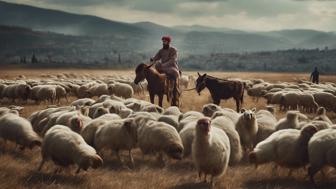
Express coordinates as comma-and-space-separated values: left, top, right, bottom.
0, 68, 336, 189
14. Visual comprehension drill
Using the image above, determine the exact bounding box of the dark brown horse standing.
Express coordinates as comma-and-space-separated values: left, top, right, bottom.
195, 73, 245, 112
134, 63, 180, 107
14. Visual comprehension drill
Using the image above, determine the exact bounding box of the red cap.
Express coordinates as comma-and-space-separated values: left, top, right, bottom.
161, 35, 171, 43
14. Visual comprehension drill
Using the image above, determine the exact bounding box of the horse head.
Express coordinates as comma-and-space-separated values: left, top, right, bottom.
134, 62, 156, 84
195, 72, 207, 95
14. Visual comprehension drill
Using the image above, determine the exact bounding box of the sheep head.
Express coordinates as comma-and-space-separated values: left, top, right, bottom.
196, 118, 211, 134
165, 143, 184, 160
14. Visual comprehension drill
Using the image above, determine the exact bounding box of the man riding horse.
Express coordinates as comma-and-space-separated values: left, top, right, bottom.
150, 36, 180, 85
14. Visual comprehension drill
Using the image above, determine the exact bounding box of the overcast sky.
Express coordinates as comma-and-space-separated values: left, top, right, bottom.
6, 0, 336, 31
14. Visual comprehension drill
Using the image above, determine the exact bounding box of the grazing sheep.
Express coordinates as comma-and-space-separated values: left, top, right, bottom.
38, 125, 103, 173
298, 93, 319, 113
92, 107, 109, 119
136, 117, 184, 163
211, 108, 240, 123
249, 125, 317, 171
313, 107, 333, 124
192, 118, 230, 184
280, 92, 301, 110
81, 114, 121, 146
0, 113, 41, 150
235, 108, 258, 151
108, 82, 133, 99
313, 92, 336, 112
308, 128, 336, 185
212, 116, 242, 165
255, 109, 277, 145
55, 85, 68, 103
275, 111, 307, 131
163, 106, 181, 116
202, 103, 222, 117
158, 115, 179, 130
71, 98, 96, 107
179, 122, 197, 157
178, 111, 204, 131
94, 118, 138, 166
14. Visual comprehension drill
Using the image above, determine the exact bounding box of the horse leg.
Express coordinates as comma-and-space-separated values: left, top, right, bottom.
213, 99, 220, 105
235, 98, 241, 112
158, 94, 163, 107
149, 93, 155, 104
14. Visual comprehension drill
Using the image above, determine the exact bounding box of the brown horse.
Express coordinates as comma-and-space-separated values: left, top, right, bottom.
195, 73, 245, 112
134, 63, 180, 107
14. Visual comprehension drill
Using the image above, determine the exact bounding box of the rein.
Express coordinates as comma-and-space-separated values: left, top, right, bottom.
205, 75, 229, 81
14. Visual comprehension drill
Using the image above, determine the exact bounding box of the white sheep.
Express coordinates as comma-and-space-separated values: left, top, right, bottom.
313, 92, 336, 112
0, 113, 41, 150
108, 82, 133, 99
192, 118, 230, 184
255, 109, 277, 145
71, 98, 96, 107
179, 122, 197, 157
211, 116, 242, 165
81, 114, 121, 146
313, 107, 333, 124
202, 103, 222, 117
235, 108, 258, 151
178, 111, 204, 131
158, 115, 179, 130
136, 116, 184, 163
211, 108, 240, 124
308, 128, 336, 185
38, 125, 103, 173
298, 93, 318, 113
93, 118, 138, 166
163, 106, 181, 116
280, 92, 301, 111
275, 111, 307, 131
249, 125, 317, 171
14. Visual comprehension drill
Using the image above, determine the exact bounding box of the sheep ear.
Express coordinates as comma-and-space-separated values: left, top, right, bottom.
251, 107, 256, 112
240, 108, 246, 113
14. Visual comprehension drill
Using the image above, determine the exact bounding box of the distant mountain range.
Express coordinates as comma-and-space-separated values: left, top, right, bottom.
0, 0, 336, 55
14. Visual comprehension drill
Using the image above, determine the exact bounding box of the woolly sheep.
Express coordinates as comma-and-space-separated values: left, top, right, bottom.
0, 113, 41, 150
308, 128, 336, 185
255, 109, 277, 145
202, 103, 222, 117
313, 92, 336, 112
235, 108, 258, 151
180, 75, 189, 89
163, 106, 181, 116
249, 125, 317, 171
275, 111, 308, 131
38, 125, 103, 173
94, 118, 138, 166
158, 115, 179, 130
108, 82, 133, 99
179, 122, 196, 157
211, 108, 240, 124
81, 114, 121, 146
178, 111, 204, 131
313, 107, 332, 124
211, 116, 242, 165
192, 118, 230, 184
298, 93, 318, 113
280, 92, 301, 110
71, 98, 96, 107
136, 117, 184, 162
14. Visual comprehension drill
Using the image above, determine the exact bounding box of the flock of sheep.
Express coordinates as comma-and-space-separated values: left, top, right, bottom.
0, 73, 336, 187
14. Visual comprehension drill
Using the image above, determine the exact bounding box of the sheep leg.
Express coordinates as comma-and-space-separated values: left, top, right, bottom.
76, 167, 81, 174
128, 149, 134, 168
203, 174, 207, 183
115, 150, 122, 164
287, 169, 293, 177
272, 164, 278, 176
37, 159, 45, 171
308, 165, 321, 186
198, 171, 202, 180
158, 94, 163, 107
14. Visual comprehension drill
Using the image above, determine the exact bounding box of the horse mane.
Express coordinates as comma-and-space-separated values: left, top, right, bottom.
135, 63, 146, 73
204, 74, 228, 81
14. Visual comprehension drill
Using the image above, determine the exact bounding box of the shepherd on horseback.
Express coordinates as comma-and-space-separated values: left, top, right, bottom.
151, 35, 181, 82
134, 36, 181, 107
